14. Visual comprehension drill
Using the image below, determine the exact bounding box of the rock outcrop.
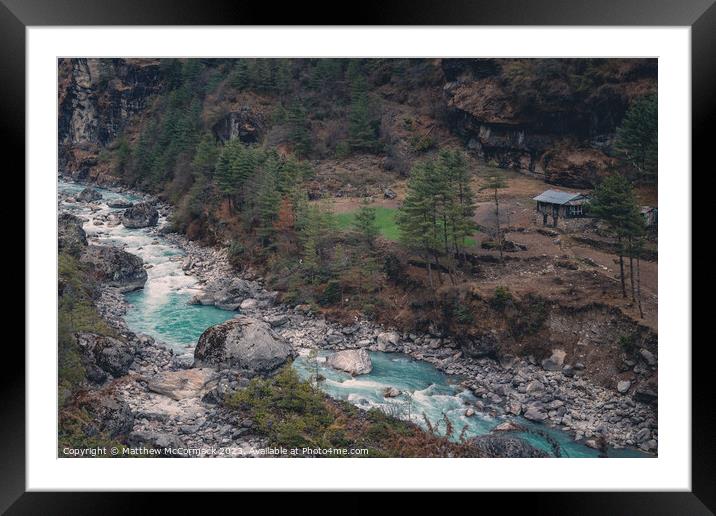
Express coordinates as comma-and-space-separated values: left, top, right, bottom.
80, 245, 148, 292
442, 58, 657, 187
459, 331, 499, 358
58, 213, 88, 256
190, 276, 274, 311
194, 316, 294, 375
211, 107, 265, 144
470, 434, 549, 458
325, 349, 372, 375
76, 332, 137, 381
121, 202, 159, 228
58, 58, 163, 181
77, 187, 102, 202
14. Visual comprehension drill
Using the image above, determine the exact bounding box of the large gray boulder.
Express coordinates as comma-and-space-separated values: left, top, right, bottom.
77, 187, 102, 202
147, 368, 218, 401
58, 213, 88, 256
80, 245, 147, 292
121, 202, 159, 228
471, 435, 549, 458
541, 349, 566, 371
191, 277, 260, 311
76, 332, 137, 380
194, 316, 294, 375
326, 349, 372, 375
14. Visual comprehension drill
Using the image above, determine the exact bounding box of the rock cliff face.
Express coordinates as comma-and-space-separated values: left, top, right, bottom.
58, 58, 164, 181
57, 57, 657, 190
441, 58, 657, 187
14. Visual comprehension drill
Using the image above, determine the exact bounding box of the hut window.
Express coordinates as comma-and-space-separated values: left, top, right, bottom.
569, 205, 583, 216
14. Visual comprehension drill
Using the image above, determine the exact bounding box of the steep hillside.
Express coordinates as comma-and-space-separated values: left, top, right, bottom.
443, 58, 657, 187
58, 58, 656, 190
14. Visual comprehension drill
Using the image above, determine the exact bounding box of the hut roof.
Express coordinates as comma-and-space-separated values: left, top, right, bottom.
533, 189, 586, 205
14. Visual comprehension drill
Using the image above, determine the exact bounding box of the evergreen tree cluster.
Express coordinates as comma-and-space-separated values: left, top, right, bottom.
396, 149, 477, 286
615, 93, 658, 183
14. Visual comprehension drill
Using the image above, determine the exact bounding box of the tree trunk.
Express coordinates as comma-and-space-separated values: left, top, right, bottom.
426, 256, 434, 290
617, 235, 626, 298
636, 242, 644, 319
628, 236, 636, 302
494, 189, 503, 264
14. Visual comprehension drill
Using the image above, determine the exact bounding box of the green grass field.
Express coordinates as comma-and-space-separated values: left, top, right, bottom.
336, 206, 401, 241
336, 206, 476, 247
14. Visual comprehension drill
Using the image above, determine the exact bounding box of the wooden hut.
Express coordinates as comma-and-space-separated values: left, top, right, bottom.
533, 189, 590, 227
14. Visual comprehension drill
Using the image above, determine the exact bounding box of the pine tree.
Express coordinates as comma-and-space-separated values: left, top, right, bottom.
589, 173, 643, 298
230, 60, 250, 90
192, 133, 218, 177
439, 149, 476, 261
353, 198, 379, 245
214, 144, 236, 211
397, 160, 444, 288
348, 74, 379, 153
287, 102, 312, 158
615, 94, 657, 183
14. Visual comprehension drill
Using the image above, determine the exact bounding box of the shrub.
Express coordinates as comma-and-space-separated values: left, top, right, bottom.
334, 141, 351, 159
490, 286, 513, 311
410, 134, 437, 153
318, 280, 342, 307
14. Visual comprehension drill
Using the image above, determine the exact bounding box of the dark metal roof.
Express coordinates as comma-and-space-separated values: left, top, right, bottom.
533, 189, 584, 205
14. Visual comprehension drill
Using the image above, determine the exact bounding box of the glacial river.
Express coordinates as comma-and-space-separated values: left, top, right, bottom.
59, 180, 647, 458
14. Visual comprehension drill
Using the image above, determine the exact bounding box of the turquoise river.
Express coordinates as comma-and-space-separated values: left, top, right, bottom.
59, 180, 648, 458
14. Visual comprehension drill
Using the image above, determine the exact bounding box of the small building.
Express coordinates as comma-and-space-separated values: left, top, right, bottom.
640, 206, 658, 228
533, 189, 590, 227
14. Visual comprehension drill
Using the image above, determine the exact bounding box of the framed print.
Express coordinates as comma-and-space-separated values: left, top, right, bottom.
6, 0, 712, 511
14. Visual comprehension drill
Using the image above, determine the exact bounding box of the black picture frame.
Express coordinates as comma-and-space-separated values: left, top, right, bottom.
5, 0, 710, 512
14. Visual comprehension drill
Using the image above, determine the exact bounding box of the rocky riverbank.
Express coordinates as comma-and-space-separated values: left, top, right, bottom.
60, 178, 657, 455
170, 226, 657, 453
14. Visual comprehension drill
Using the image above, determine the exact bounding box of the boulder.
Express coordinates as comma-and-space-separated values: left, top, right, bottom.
80, 245, 147, 292
194, 316, 294, 375
121, 202, 159, 228
376, 331, 400, 351
383, 188, 397, 199
58, 213, 88, 256
634, 386, 658, 405
107, 199, 133, 209
493, 420, 523, 432
196, 277, 259, 311
127, 431, 186, 455
240, 298, 258, 310
507, 400, 522, 415
525, 379, 545, 394
76, 332, 136, 378
523, 405, 548, 422
541, 349, 566, 371
471, 435, 549, 458
617, 380, 632, 394
147, 368, 218, 401
383, 386, 401, 398
326, 349, 373, 376
639, 348, 657, 367
77, 187, 102, 202
264, 314, 289, 327
464, 407, 475, 417
78, 390, 134, 438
